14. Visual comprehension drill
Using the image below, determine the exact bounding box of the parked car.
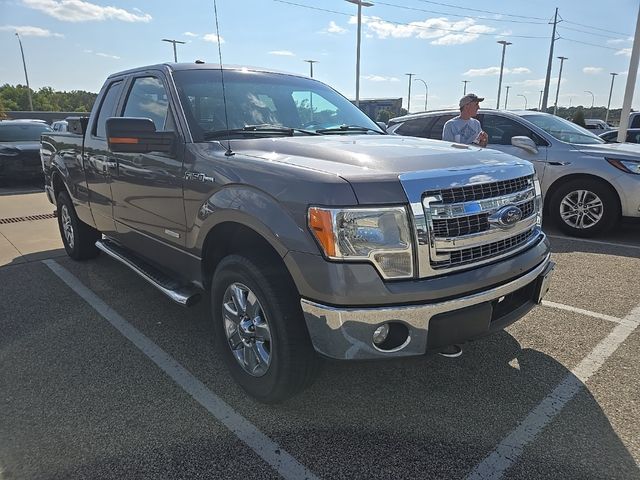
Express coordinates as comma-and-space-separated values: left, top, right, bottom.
388, 109, 640, 237
0, 119, 52, 180
599, 128, 640, 144
41, 63, 553, 402
51, 120, 69, 132
584, 118, 613, 133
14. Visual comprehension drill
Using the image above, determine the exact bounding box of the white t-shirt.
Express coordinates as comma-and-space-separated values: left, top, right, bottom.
442, 116, 482, 144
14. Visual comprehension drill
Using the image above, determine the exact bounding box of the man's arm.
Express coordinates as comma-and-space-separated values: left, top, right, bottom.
442, 121, 455, 141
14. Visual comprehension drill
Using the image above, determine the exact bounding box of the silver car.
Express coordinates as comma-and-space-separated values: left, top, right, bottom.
388, 109, 640, 237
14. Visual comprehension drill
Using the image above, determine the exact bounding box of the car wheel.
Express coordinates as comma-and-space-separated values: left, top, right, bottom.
211, 254, 319, 403
57, 191, 101, 260
550, 178, 619, 237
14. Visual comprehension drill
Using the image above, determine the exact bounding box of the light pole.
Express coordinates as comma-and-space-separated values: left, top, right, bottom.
496, 40, 512, 109
605, 72, 618, 124
504, 86, 511, 109
585, 90, 594, 108
162, 38, 185, 62
553, 56, 568, 115
517, 94, 528, 110
538, 90, 544, 110
414, 78, 428, 111
462, 80, 470, 95
405, 73, 415, 112
15, 32, 34, 111
346, 0, 373, 108
304, 60, 318, 78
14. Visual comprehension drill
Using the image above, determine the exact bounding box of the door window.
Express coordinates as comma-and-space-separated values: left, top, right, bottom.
122, 77, 174, 131
395, 116, 433, 138
93, 80, 123, 138
482, 114, 546, 146
428, 114, 456, 140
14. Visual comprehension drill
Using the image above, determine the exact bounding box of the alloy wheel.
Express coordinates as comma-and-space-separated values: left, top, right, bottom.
559, 189, 603, 230
60, 204, 75, 249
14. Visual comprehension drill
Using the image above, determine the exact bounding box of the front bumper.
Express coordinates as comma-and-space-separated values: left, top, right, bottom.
614, 172, 640, 218
301, 254, 554, 360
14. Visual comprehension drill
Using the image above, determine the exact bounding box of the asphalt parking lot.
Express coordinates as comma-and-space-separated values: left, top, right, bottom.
1, 181, 639, 480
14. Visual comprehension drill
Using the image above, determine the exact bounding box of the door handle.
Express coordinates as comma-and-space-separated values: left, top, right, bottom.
548, 161, 571, 166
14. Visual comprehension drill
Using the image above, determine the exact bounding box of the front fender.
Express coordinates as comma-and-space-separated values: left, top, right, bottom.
189, 184, 318, 257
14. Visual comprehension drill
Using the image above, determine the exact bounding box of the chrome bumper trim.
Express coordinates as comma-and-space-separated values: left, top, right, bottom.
301, 252, 552, 360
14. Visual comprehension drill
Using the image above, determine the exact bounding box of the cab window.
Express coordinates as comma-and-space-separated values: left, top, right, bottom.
122, 77, 174, 131
93, 80, 123, 138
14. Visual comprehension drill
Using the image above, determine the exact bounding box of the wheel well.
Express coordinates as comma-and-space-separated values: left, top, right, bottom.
543, 173, 621, 215
51, 171, 67, 203
201, 222, 295, 292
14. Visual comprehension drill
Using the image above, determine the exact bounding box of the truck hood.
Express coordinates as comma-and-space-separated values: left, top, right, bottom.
231, 135, 528, 177
576, 141, 640, 160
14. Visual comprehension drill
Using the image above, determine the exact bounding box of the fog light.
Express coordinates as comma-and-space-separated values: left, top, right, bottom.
372, 324, 390, 345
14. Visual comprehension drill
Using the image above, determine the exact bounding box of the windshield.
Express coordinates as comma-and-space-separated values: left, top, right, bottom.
521, 114, 604, 145
0, 123, 52, 142
173, 69, 384, 141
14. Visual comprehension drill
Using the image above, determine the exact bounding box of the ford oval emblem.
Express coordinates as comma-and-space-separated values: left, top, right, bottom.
490, 205, 523, 229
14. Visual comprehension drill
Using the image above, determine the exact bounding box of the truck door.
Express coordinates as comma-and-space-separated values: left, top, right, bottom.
83, 79, 124, 233
109, 75, 187, 256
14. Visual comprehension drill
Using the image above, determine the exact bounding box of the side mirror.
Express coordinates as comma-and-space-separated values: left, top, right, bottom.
376, 121, 388, 132
106, 117, 174, 154
511, 135, 538, 154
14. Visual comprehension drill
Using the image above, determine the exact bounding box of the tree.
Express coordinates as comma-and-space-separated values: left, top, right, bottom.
572, 108, 586, 127
0, 84, 97, 112
376, 109, 392, 123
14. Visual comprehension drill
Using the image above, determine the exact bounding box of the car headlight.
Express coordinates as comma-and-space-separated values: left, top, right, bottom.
606, 158, 640, 175
308, 206, 414, 279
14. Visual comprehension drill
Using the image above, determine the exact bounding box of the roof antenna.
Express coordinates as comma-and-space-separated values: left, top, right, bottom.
213, 0, 234, 156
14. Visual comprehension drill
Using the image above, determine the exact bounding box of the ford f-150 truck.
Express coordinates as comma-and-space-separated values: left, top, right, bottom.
41, 63, 554, 403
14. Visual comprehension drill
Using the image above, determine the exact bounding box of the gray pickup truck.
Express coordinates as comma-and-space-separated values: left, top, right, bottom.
41, 63, 554, 403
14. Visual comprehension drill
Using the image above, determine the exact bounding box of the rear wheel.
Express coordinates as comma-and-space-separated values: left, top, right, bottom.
211, 254, 318, 403
549, 178, 619, 237
57, 191, 101, 260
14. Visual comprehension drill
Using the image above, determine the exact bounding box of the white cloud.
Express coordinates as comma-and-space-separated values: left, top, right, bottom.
327, 21, 346, 34
0, 24, 63, 36
514, 77, 563, 88
583, 67, 602, 74
363, 75, 400, 82
21, 0, 152, 22
183, 31, 198, 37
96, 52, 120, 59
268, 50, 295, 56
203, 33, 225, 44
350, 15, 495, 45
463, 66, 530, 76
607, 38, 628, 45
615, 48, 632, 57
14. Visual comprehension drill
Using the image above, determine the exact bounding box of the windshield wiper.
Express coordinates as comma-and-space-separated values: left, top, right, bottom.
315, 124, 384, 134
203, 124, 320, 140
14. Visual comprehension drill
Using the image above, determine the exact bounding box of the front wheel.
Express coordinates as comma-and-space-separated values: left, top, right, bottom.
211, 254, 318, 403
549, 178, 619, 237
57, 191, 101, 260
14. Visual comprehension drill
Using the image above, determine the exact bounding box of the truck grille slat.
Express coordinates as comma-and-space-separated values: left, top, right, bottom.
425, 175, 532, 204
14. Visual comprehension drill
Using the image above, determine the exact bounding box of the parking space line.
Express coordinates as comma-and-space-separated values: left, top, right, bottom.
466, 302, 640, 480
42, 259, 319, 480
541, 300, 626, 325
548, 234, 640, 251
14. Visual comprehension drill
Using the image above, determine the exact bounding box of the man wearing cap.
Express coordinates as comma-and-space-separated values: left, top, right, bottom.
442, 94, 488, 147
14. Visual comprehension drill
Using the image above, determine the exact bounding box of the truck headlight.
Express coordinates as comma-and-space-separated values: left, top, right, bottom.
308, 206, 414, 279
606, 158, 640, 175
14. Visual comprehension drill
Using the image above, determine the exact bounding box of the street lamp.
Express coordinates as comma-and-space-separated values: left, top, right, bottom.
304, 60, 318, 78
414, 78, 428, 111
517, 94, 528, 110
585, 90, 594, 108
405, 73, 415, 112
346, 0, 373, 108
504, 86, 511, 109
538, 90, 543, 110
462, 80, 470, 95
496, 40, 512, 109
15, 32, 34, 111
553, 56, 568, 115
162, 38, 185, 62
605, 72, 618, 124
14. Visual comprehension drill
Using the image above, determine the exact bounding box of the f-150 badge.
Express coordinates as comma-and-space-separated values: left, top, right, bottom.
185, 171, 215, 183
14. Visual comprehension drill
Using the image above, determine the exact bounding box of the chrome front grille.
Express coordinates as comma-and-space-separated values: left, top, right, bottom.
399, 165, 543, 278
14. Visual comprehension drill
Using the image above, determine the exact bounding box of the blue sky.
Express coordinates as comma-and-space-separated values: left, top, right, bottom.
0, 0, 638, 112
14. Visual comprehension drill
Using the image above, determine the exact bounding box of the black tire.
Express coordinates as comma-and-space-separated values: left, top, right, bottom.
56, 191, 101, 260
211, 254, 319, 403
549, 178, 619, 237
